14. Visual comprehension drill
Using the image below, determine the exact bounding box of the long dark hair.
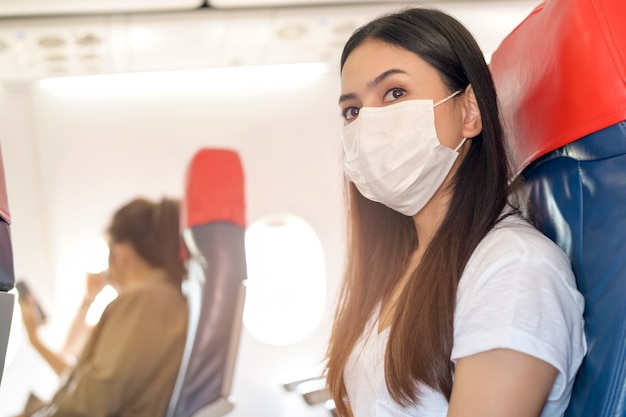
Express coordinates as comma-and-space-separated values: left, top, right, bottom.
108, 197, 186, 285
326, 7, 514, 416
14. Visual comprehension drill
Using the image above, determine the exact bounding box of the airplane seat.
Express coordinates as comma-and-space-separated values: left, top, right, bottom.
283, 376, 337, 416
489, 0, 626, 416
0, 144, 15, 389
166, 148, 247, 417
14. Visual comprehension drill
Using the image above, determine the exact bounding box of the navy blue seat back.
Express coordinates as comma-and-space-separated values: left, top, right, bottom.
167, 148, 247, 417
522, 123, 626, 416
0, 143, 15, 389
0, 144, 13, 292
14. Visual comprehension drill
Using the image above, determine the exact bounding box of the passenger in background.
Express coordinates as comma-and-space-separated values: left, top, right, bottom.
16, 197, 188, 417
325, 7, 586, 417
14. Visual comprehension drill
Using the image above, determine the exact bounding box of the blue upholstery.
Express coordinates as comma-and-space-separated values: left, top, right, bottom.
522, 121, 626, 417
168, 223, 246, 417
0, 221, 13, 292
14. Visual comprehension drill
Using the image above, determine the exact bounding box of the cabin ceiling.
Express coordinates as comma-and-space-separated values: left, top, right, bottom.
0, 0, 540, 83
0, 0, 528, 15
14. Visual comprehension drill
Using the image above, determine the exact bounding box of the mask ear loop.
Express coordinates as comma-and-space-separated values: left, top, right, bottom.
433, 89, 464, 107
454, 137, 468, 152
434, 89, 467, 152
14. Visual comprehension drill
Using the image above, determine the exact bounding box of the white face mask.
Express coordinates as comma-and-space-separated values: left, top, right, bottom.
342, 90, 466, 216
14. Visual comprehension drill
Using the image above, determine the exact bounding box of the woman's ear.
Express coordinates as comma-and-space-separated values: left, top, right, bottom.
462, 84, 482, 138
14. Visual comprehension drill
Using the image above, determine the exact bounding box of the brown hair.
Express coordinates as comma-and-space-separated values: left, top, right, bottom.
107, 197, 186, 285
326, 8, 518, 416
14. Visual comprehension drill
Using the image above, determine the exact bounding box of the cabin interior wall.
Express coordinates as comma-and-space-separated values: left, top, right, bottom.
0, 68, 345, 417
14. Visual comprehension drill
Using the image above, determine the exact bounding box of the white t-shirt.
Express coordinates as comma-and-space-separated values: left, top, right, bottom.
344, 214, 586, 417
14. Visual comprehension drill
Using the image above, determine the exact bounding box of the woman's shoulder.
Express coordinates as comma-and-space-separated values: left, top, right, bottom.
479, 213, 569, 265
453, 215, 586, 409
101, 278, 186, 317
459, 212, 578, 298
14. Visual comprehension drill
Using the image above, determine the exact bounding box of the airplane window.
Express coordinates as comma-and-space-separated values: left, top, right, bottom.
243, 214, 326, 346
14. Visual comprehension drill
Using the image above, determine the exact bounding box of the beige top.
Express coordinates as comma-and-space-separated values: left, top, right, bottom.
34, 273, 188, 417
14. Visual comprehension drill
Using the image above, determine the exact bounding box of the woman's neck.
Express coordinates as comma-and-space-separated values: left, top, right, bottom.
118, 262, 166, 292
412, 189, 451, 249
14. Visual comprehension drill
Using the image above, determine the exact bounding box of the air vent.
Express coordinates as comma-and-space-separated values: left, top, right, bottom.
76, 33, 101, 46
43, 54, 68, 62
38, 35, 65, 48
78, 53, 99, 61
333, 22, 357, 35
275, 24, 307, 40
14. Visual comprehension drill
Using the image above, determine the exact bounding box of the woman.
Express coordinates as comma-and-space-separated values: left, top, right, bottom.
325, 8, 586, 417
21, 197, 188, 417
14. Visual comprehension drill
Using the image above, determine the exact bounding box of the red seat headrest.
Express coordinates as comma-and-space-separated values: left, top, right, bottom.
490, 0, 626, 173
181, 148, 245, 230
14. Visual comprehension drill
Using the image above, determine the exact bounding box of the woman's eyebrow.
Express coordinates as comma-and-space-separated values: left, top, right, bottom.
338, 68, 408, 105
338, 92, 357, 105
367, 68, 407, 90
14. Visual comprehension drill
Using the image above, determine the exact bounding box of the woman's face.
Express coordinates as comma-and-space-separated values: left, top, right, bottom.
339, 39, 466, 150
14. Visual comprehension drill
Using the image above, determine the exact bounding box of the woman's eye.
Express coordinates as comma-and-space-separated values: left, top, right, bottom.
342, 107, 360, 121
383, 88, 406, 102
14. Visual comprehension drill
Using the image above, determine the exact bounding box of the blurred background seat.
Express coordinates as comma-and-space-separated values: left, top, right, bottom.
490, 0, 626, 416
166, 148, 247, 417
283, 376, 336, 416
0, 143, 15, 390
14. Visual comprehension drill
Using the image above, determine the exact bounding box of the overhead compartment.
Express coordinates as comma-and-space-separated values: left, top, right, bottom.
207, 0, 386, 7
0, 3, 394, 83
0, 1, 541, 84
118, 4, 395, 72
0, 15, 117, 82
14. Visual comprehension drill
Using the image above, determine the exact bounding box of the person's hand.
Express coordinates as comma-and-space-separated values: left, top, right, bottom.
18, 295, 42, 344
84, 272, 107, 304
